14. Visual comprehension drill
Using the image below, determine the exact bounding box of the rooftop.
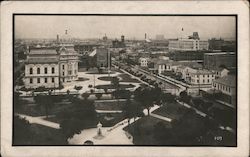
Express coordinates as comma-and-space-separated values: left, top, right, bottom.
204, 52, 235, 55
26, 57, 59, 64
213, 75, 236, 87
28, 48, 58, 55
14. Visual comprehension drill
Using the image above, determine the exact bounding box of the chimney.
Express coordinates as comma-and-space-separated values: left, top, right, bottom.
145, 33, 147, 40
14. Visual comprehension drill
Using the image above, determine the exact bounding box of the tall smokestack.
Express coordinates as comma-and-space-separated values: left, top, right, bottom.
145, 33, 147, 40
56, 34, 59, 43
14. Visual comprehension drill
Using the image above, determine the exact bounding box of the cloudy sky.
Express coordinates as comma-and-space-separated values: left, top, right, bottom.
15, 15, 236, 40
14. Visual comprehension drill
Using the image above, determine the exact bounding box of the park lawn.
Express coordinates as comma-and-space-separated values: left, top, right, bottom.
13, 124, 67, 145
94, 100, 126, 111
76, 77, 89, 82
152, 102, 188, 121
16, 101, 76, 117
94, 84, 135, 90
99, 113, 126, 127
118, 74, 141, 83
123, 116, 172, 145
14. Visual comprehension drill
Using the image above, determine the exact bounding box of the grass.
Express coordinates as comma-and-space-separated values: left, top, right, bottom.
15, 100, 75, 117
94, 84, 135, 89
76, 77, 89, 82
123, 116, 172, 145
94, 100, 126, 111
97, 76, 115, 81
152, 102, 188, 121
98, 113, 126, 127
13, 124, 67, 145
118, 74, 141, 83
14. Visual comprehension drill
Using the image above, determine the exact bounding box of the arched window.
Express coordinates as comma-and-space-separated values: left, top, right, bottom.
37, 67, 40, 74
52, 67, 55, 74
30, 68, 33, 74
44, 67, 48, 74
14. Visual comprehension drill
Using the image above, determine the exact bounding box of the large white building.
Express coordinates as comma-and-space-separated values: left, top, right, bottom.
24, 48, 60, 89
169, 38, 209, 51
59, 46, 79, 83
24, 46, 79, 89
139, 57, 150, 67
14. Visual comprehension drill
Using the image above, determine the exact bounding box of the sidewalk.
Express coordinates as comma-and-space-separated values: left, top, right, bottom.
16, 114, 60, 129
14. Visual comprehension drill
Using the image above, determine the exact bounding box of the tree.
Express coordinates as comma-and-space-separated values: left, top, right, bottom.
134, 87, 155, 116
161, 93, 176, 105
179, 91, 191, 104
81, 93, 90, 100
58, 99, 97, 138
111, 77, 120, 91
74, 85, 82, 93
13, 116, 34, 145
95, 93, 102, 100
34, 94, 52, 118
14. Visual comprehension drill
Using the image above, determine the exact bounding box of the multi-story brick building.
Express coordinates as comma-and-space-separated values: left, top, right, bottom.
203, 52, 236, 69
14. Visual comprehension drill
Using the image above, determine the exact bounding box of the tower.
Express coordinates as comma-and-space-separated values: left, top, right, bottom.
121, 35, 125, 42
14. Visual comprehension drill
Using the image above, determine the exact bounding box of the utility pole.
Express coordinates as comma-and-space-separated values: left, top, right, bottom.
93, 74, 95, 92
108, 50, 110, 77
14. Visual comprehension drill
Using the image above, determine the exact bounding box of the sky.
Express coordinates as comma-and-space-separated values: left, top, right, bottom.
15, 15, 236, 40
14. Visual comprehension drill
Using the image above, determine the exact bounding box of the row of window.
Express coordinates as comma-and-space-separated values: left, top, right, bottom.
192, 78, 214, 83
195, 74, 214, 78
213, 83, 231, 92
29, 67, 55, 75
29, 77, 55, 84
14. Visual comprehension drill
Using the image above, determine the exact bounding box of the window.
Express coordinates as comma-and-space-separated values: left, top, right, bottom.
68, 71, 72, 75
52, 77, 54, 83
62, 72, 64, 76
37, 68, 40, 74
37, 78, 40, 83
30, 78, 33, 84
30, 68, 33, 74
52, 67, 55, 74
229, 88, 231, 92
207, 79, 209, 83
62, 65, 65, 70
44, 67, 47, 74
197, 80, 199, 83
203, 80, 205, 83
44, 78, 47, 83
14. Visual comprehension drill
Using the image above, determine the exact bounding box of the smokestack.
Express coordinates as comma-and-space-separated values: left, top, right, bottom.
121, 35, 125, 42
65, 30, 68, 35
145, 33, 147, 40
56, 34, 59, 43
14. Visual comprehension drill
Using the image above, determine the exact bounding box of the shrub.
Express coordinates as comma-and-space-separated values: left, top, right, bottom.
95, 93, 102, 100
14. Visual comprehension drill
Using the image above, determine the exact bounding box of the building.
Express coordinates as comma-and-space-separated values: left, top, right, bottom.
169, 51, 205, 61
24, 46, 79, 89
112, 35, 126, 48
208, 38, 224, 50
169, 38, 209, 51
168, 32, 209, 51
59, 46, 79, 83
95, 48, 111, 68
24, 48, 60, 89
189, 69, 215, 85
212, 75, 236, 106
74, 43, 100, 55
139, 57, 150, 67
203, 52, 236, 69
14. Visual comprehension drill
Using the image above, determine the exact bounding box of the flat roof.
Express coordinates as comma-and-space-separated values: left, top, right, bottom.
204, 52, 235, 55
